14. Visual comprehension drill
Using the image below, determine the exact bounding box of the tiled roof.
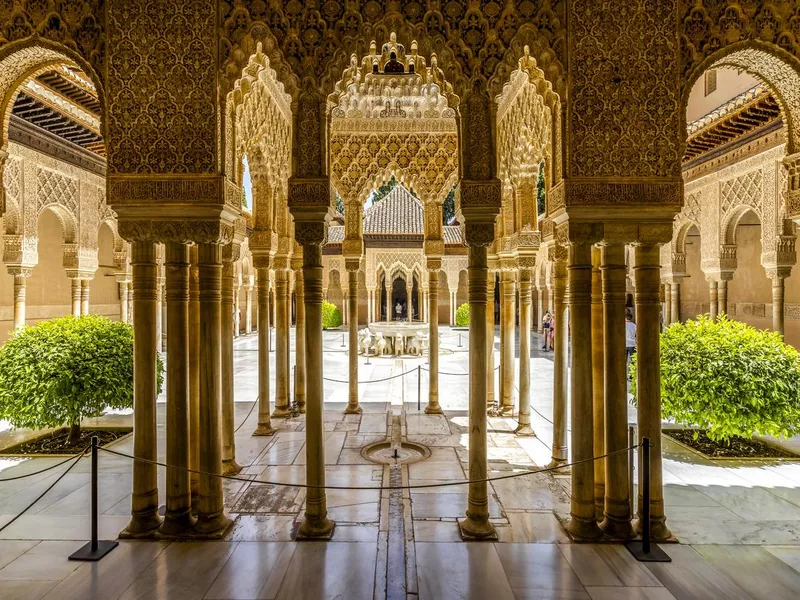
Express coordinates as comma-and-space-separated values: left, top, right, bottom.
443, 225, 462, 244
363, 185, 423, 234
327, 226, 344, 243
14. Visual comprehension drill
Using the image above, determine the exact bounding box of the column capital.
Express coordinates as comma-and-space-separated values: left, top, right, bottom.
344, 256, 362, 272
118, 219, 235, 245
426, 257, 442, 272
6, 266, 33, 278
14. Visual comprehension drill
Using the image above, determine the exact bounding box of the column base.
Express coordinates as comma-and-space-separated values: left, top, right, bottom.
600, 515, 636, 540
635, 516, 672, 542
222, 459, 242, 476
120, 509, 161, 539
344, 403, 363, 415
566, 516, 603, 541
158, 509, 195, 537
546, 457, 570, 474
193, 512, 233, 538
295, 515, 336, 540
514, 423, 535, 437
271, 406, 292, 419
424, 403, 443, 415
297, 402, 306, 414
457, 515, 498, 541
252, 423, 275, 436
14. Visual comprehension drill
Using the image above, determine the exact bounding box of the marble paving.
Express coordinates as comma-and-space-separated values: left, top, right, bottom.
1, 327, 800, 598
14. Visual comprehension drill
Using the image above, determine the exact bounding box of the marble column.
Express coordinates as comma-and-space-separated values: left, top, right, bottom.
426, 259, 443, 414
772, 276, 785, 336
663, 283, 671, 326
406, 283, 413, 319
221, 253, 241, 475
670, 282, 680, 324
486, 272, 495, 407
118, 279, 129, 323
591, 247, 605, 520
295, 263, 307, 414
537, 287, 544, 333
547, 285, 555, 314
80, 278, 91, 315
342, 289, 349, 325
717, 279, 728, 316
345, 261, 362, 414
122, 241, 161, 537
385, 281, 392, 322
160, 242, 193, 535
634, 244, 671, 541
127, 282, 133, 323
245, 285, 253, 334
253, 264, 274, 436
189, 246, 200, 510
234, 281, 241, 337
499, 270, 516, 416
273, 269, 291, 418
10, 268, 30, 329
296, 237, 334, 539
600, 243, 634, 539
515, 268, 534, 436
708, 279, 718, 319
71, 277, 81, 316
567, 241, 601, 539
450, 289, 457, 325
154, 274, 163, 351
458, 241, 497, 540
194, 242, 230, 535
550, 259, 568, 468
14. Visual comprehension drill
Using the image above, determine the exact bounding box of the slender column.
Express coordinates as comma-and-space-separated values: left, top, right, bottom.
772, 276, 785, 336
708, 279, 718, 319
10, 268, 31, 329
295, 264, 306, 413
717, 279, 728, 316
194, 242, 230, 535
406, 283, 413, 319
567, 242, 602, 539
515, 268, 534, 436
118, 279, 129, 323
342, 289, 349, 325
547, 285, 555, 314
297, 238, 335, 539
253, 264, 274, 435
188, 246, 200, 510
127, 282, 133, 323
160, 242, 193, 535
234, 282, 241, 337
386, 281, 392, 322
71, 278, 81, 316
599, 243, 634, 539
458, 241, 497, 540
549, 259, 568, 468
486, 272, 495, 407
122, 241, 161, 537
273, 269, 291, 417
634, 244, 671, 541
537, 287, 544, 333
499, 270, 516, 416
80, 278, 91, 315
221, 253, 241, 475
245, 285, 253, 334
670, 282, 680, 324
154, 274, 163, 350
161, 280, 167, 349
426, 259, 443, 414
663, 283, 671, 326
591, 247, 605, 520
345, 261, 362, 414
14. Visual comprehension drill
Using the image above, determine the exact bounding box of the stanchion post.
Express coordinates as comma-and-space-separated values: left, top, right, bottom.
417, 365, 421, 412
69, 436, 119, 561
625, 437, 671, 562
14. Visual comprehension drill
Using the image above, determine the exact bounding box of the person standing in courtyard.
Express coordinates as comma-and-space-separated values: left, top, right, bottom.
626, 312, 637, 380
542, 310, 552, 351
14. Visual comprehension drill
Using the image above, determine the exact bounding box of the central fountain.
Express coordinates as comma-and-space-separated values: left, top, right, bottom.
358, 321, 430, 356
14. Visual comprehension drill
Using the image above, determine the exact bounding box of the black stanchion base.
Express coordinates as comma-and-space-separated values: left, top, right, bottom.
625, 541, 672, 562
69, 540, 119, 562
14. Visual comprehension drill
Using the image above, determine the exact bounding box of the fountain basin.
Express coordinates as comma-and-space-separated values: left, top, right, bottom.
361, 440, 431, 465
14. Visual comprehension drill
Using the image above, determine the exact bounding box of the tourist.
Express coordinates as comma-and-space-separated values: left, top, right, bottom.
542, 311, 552, 351
395, 301, 402, 319
626, 312, 637, 380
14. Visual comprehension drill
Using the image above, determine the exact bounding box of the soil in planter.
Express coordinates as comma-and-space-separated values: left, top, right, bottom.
665, 429, 796, 459
2, 428, 131, 455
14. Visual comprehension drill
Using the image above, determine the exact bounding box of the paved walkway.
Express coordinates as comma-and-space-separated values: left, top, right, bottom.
1, 328, 799, 598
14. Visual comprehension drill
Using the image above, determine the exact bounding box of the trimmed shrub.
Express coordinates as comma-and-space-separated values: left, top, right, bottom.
455, 303, 470, 327
630, 315, 800, 442
0, 315, 164, 444
322, 300, 343, 329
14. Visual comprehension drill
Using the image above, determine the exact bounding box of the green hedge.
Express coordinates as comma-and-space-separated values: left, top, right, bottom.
0, 315, 164, 443
630, 315, 800, 442
455, 303, 470, 327
322, 300, 343, 329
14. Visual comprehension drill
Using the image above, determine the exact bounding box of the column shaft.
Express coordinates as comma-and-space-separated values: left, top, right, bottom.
161, 242, 193, 535
295, 268, 306, 413
253, 267, 274, 435
127, 282, 133, 323
600, 243, 634, 539
515, 270, 534, 436
122, 241, 161, 537
194, 242, 230, 535
245, 287, 253, 334
234, 284, 241, 337
119, 281, 129, 323
500, 271, 516, 415
71, 278, 81, 316
773, 277, 785, 335
708, 280, 718, 319
426, 264, 442, 414
154, 276, 162, 351
12, 273, 27, 329
273, 270, 290, 417
537, 288, 544, 333
188, 247, 200, 511
486, 272, 495, 407
670, 283, 680, 324
221, 258, 240, 475
634, 244, 671, 541
80, 279, 90, 315
550, 260, 568, 467
663, 283, 671, 326
567, 243, 601, 539
345, 266, 362, 414
591, 247, 605, 520
718, 279, 728, 316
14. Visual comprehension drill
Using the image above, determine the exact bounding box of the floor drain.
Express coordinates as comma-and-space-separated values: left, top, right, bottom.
361, 440, 431, 465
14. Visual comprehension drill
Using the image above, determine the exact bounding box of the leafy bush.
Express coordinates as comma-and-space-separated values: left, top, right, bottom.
630, 315, 800, 442
322, 300, 343, 329
0, 316, 164, 444
455, 303, 470, 327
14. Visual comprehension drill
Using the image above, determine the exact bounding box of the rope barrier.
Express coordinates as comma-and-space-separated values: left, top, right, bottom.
98, 445, 637, 492
233, 397, 259, 433
322, 367, 419, 385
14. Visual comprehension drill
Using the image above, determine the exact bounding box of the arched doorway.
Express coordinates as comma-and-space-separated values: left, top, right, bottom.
391, 277, 407, 320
